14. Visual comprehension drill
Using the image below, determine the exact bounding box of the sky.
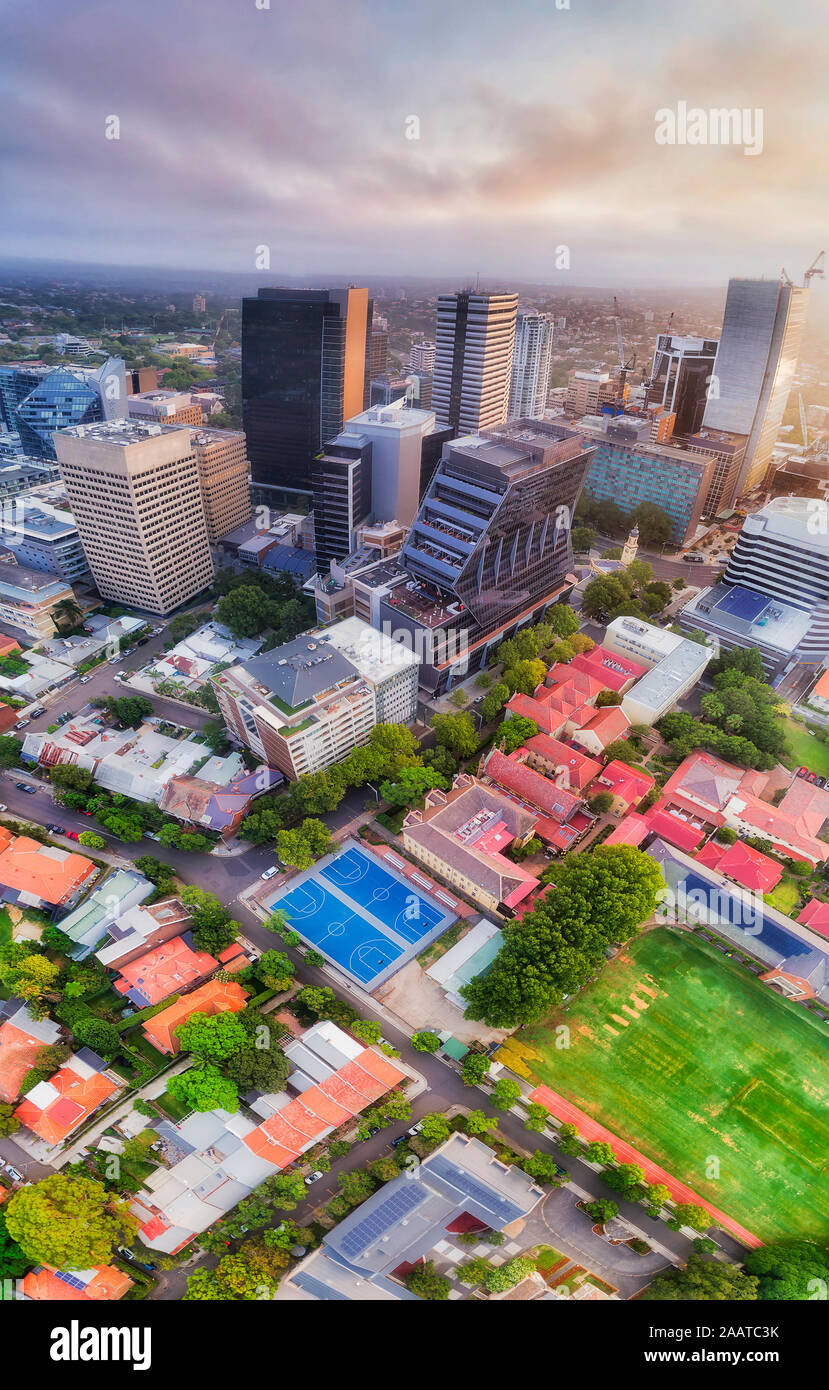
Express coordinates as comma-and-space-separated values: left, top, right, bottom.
2, 0, 828, 292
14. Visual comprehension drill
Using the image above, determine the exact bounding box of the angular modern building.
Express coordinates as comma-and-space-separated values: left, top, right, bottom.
241, 287, 372, 500
432, 291, 518, 433
54, 419, 214, 615
679, 495, 829, 671
509, 312, 554, 419
378, 419, 595, 693
645, 333, 719, 436
0, 359, 128, 460
702, 278, 809, 501
576, 414, 717, 544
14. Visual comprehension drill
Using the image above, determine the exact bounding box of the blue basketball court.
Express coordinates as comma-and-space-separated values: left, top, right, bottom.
264, 840, 455, 987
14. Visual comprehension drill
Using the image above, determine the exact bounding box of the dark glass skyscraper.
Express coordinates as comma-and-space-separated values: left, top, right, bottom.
241, 287, 371, 499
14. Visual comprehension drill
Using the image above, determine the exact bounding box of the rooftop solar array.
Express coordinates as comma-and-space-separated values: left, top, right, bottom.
426, 1154, 526, 1226
293, 1271, 351, 1301
338, 1182, 427, 1260
54, 1270, 86, 1291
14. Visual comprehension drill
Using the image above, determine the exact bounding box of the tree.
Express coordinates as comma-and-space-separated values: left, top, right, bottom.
0, 1211, 27, 1279
411, 1030, 441, 1053
571, 524, 596, 552
297, 985, 336, 1017
350, 1019, 384, 1045
524, 1102, 549, 1133
430, 711, 478, 758
595, 689, 622, 707
633, 502, 673, 548
305, 949, 325, 967
670, 1202, 712, 1232
175, 1010, 248, 1061
0, 734, 21, 769
49, 763, 95, 793
493, 715, 538, 755
643, 1256, 758, 1301
261, 1172, 306, 1211
5, 1174, 136, 1269
77, 830, 106, 848
743, 1240, 829, 1300
337, 1169, 376, 1206
590, 791, 614, 813
417, 1113, 451, 1146
585, 1141, 616, 1165
523, 1151, 566, 1185
168, 1063, 239, 1113
504, 658, 547, 696
406, 1260, 450, 1301
71, 1016, 120, 1054
223, 1021, 290, 1094
491, 1078, 521, 1111
256, 950, 296, 991
464, 1109, 497, 1136
100, 694, 154, 728
380, 766, 447, 807
602, 738, 639, 765
484, 1256, 536, 1293
0, 949, 60, 1003
458, 1254, 493, 1286
546, 605, 581, 640
583, 1198, 618, 1224
215, 585, 282, 638
461, 1052, 491, 1086
0, 1102, 20, 1137
276, 818, 332, 870
180, 886, 239, 954
715, 826, 737, 844
422, 743, 459, 781
480, 683, 511, 724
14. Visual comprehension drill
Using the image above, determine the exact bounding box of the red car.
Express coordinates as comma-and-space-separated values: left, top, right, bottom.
65, 830, 80, 840
796, 766, 809, 778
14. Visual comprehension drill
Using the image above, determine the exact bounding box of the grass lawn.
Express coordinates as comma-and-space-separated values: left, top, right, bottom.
535, 1245, 566, 1271
0, 907, 12, 947
764, 874, 803, 917
501, 928, 829, 1243
155, 1089, 191, 1121
780, 718, 829, 777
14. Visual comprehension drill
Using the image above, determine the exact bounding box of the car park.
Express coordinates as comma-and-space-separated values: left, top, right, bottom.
304, 1170, 325, 1185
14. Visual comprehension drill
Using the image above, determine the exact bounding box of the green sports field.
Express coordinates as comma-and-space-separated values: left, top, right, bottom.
504, 929, 829, 1243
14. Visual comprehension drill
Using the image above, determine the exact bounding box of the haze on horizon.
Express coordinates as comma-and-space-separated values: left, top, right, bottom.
2, 0, 828, 297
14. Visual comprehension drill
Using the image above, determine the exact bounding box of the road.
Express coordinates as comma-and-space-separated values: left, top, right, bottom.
589, 536, 721, 585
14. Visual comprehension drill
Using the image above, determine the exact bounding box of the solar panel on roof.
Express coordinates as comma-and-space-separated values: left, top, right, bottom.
54, 1270, 87, 1290
293, 1271, 351, 1300
425, 1155, 525, 1225
337, 1182, 427, 1260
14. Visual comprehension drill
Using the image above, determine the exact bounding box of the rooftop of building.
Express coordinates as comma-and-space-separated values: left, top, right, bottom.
14, 1052, 118, 1145
318, 617, 420, 681
60, 418, 185, 445
0, 560, 72, 598
740, 494, 829, 552
682, 584, 811, 652
235, 633, 360, 709
0, 826, 96, 906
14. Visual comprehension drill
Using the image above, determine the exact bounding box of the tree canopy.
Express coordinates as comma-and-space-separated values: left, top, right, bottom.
5, 1174, 136, 1269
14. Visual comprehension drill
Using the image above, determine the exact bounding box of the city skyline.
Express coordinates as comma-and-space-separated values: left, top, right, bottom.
2, 0, 827, 305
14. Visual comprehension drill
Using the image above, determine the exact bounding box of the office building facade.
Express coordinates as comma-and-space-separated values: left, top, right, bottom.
0, 359, 127, 460
241, 287, 372, 499
54, 420, 214, 616
187, 427, 252, 542
380, 419, 594, 693
509, 313, 554, 419
432, 291, 518, 433
702, 278, 809, 501
0, 500, 90, 584
311, 433, 373, 574
646, 334, 718, 436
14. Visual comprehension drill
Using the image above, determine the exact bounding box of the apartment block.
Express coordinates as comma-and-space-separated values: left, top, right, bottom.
54, 419, 214, 616
0, 560, 77, 641
432, 291, 518, 433
127, 389, 203, 427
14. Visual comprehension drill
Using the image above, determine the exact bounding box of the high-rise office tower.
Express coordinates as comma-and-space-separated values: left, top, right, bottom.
432, 291, 518, 433
311, 433, 373, 575
369, 325, 389, 379
509, 313, 554, 419
409, 342, 436, 373
645, 334, 718, 436
241, 287, 372, 500
187, 427, 252, 542
0, 359, 127, 460
54, 419, 214, 615
381, 418, 594, 693
702, 278, 809, 501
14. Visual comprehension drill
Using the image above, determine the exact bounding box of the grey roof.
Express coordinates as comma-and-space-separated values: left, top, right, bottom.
241, 636, 359, 708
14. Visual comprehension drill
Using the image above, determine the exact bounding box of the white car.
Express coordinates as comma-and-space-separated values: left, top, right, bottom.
304, 1170, 325, 1185
0, 803, 7, 813
261, 866, 280, 880
3, 1165, 23, 1183
79, 675, 92, 684
407, 1121, 425, 1137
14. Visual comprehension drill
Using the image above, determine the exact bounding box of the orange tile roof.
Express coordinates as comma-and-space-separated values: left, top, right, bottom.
22, 1264, 133, 1302
14, 1060, 118, 1144
337, 1060, 388, 1106
604, 812, 651, 847
352, 1047, 406, 1089
290, 1085, 353, 1128
0, 1019, 50, 1103
243, 1129, 299, 1166
113, 935, 218, 1006
141, 979, 248, 1054
0, 835, 96, 906
524, 734, 602, 790
318, 1072, 371, 1114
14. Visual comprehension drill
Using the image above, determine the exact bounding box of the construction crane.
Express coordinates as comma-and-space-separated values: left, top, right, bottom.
612, 296, 636, 405
804, 251, 825, 287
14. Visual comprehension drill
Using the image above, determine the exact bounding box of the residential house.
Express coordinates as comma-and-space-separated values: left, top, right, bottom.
0, 1001, 62, 1103
797, 897, 829, 939
111, 934, 219, 1008
522, 733, 602, 792
58, 869, 154, 959
14, 1049, 120, 1151
589, 759, 655, 814
22, 1265, 133, 1302
159, 765, 283, 838
141, 978, 249, 1055
0, 827, 97, 908
694, 839, 783, 894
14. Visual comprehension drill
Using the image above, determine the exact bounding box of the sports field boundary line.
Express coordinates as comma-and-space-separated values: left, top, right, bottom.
529, 1082, 763, 1250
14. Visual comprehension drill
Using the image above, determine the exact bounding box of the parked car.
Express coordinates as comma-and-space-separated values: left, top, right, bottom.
0, 803, 7, 812
14, 718, 29, 730
65, 830, 80, 841
107, 656, 119, 665
136, 637, 149, 646
407, 1120, 425, 1136
29, 706, 46, 717
796, 766, 809, 779
15, 782, 36, 794
390, 1134, 409, 1148
79, 675, 92, 684
304, 1170, 325, 1185
3, 1165, 23, 1183
261, 865, 280, 880
46, 824, 66, 835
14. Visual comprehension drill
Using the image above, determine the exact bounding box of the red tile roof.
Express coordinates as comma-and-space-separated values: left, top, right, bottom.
483, 748, 581, 822
113, 935, 218, 1006
524, 734, 602, 790
604, 812, 650, 847
0, 1019, 51, 1103
695, 840, 727, 871
797, 898, 829, 938
22, 1264, 133, 1302
592, 759, 655, 809
14, 1059, 119, 1144
644, 804, 706, 853
711, 840, 783, 893
570, 645, 647, 691
0, 834, 96, 906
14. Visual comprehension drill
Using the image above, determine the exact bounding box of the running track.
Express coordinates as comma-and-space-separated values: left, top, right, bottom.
531, 1082, 763, 1249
